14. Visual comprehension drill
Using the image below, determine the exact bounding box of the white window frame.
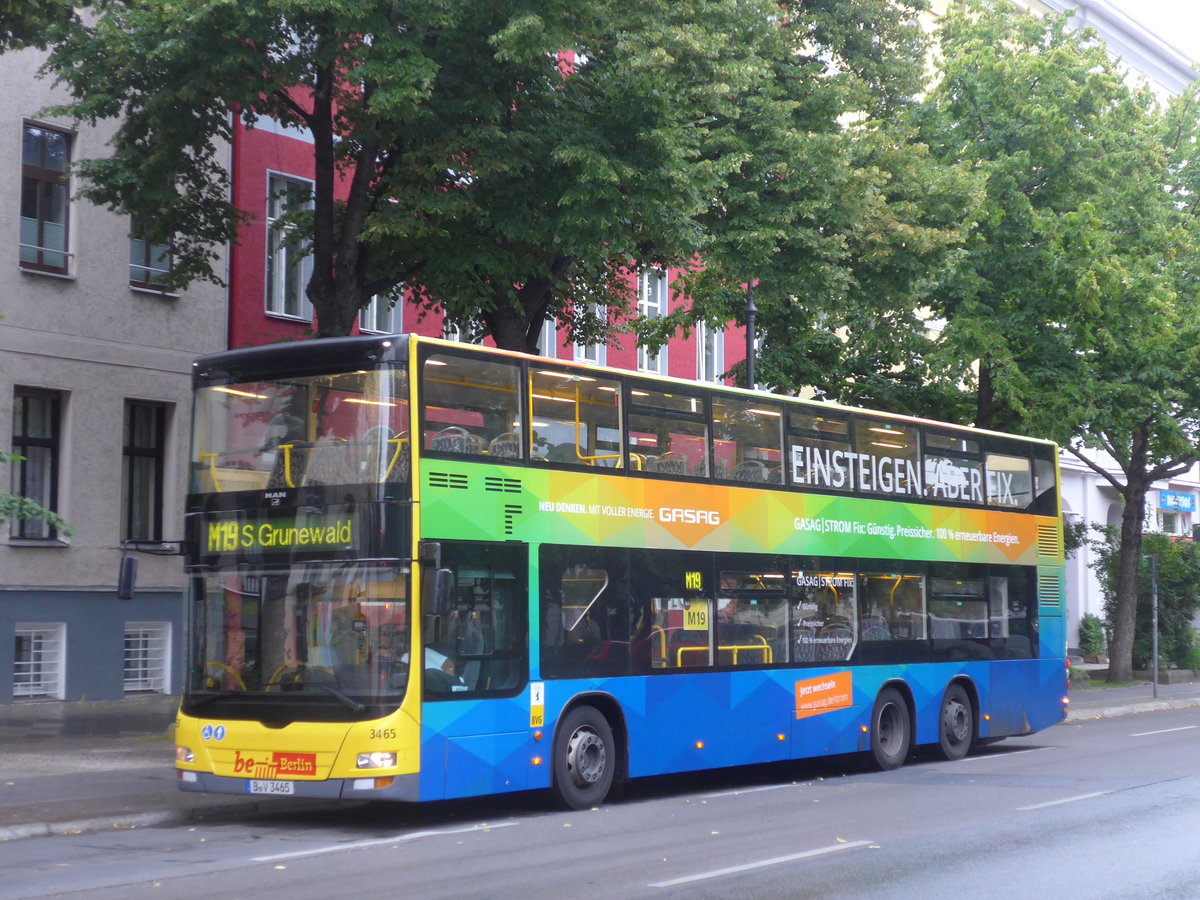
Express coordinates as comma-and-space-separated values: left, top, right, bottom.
265, 173, 314, 321
696, 322, 725, 384
123, 622, 171, 693
573, 303, 607, 366
443, 320, 481, 344
538, 317, 559, 358
14, 622, 66, 699
359, 293, 399, 334
636, 269, 669, 374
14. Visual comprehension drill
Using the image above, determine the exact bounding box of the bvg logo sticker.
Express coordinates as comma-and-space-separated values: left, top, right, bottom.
232, 750, 317, 778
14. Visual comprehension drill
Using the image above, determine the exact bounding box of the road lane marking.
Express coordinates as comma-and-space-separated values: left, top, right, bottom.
1017, 791, 1110, 811
954, 746, 1053, 763
252, 821, 519, 862
1130, 725, 1198, 737
704, 783, 802, 798
648, 840, 873, 887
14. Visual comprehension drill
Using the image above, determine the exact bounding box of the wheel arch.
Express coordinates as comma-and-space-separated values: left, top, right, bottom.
878, 677, 916, 742
554, 691, 628, 783
941, 675, 981, 745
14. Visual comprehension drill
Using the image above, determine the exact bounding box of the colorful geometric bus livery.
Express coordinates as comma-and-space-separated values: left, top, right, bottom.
176, 334, 1067, 810
420, 458, 1062, 567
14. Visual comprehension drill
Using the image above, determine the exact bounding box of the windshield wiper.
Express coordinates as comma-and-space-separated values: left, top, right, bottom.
317, 684, 366, 713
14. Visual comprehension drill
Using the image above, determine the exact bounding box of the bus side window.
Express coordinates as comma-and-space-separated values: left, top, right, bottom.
539, 546, 631, 678
421, 353, 523, 459
426, 543, 527, 698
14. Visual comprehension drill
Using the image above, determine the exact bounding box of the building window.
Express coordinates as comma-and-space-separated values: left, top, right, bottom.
697, 322, 725, 384
573, 304, 607, 366
636, 269, 669, 374
537, 317, 559, 358
359, 293, 398, 334
10, 388, 62, 540
122, 400, 167, 542
14, 623, 66, 699
129, 220, 172, 291
265, 174, 313, 320
124, 622, 170, 693
20, 124, 71, 273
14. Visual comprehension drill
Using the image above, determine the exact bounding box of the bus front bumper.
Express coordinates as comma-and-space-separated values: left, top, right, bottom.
177, 768, 420, 801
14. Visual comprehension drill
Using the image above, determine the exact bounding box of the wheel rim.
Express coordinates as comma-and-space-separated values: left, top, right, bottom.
565, 726, 606, 787
877, 702, 903, 760
943, 696, 970, 745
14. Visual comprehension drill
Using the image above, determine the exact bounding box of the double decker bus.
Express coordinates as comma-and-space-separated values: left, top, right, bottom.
176, 334, 1066, 808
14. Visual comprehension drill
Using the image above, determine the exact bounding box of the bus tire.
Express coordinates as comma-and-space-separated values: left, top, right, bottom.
552, 705, 615, 810
936, 683, 974, 761
870, 687, 911, 771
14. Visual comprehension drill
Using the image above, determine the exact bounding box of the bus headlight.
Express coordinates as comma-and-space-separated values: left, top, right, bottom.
357, 751, 397, 769
176, 746, 195, 763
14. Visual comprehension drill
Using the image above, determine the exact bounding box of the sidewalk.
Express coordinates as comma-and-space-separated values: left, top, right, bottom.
0, 696, 326, 842
2, 680, 1198, 842
1066, 671, 1200, 719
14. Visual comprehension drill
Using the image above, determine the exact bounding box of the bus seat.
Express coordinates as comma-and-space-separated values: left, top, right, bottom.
794, 626, 818, 662
430, 426, 480, 454
487, 433, 521, 458
816, 623, 854, 660
648, 451, 688, 475
693, 459, 727, 479
732, 460, 767, 482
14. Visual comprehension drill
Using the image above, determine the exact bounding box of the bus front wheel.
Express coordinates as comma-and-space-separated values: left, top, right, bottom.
552, 706, 616, 810
870, 687, 911, 771
936, 683, 974, 761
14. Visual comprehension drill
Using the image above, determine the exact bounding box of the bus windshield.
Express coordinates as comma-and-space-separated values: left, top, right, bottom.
186, 562, 410, 721
191, 366, 409, 495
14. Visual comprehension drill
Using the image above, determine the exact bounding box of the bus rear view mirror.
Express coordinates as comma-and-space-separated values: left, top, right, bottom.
117, 556, 138, 601
431, 568, 453, 616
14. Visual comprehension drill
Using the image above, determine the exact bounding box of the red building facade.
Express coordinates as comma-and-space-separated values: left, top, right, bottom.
226, 114, 745, 387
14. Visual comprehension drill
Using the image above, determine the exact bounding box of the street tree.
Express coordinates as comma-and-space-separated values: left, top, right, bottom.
676, 0, 979, 416
917, 0, 1200, 682
39, 0, 949, 355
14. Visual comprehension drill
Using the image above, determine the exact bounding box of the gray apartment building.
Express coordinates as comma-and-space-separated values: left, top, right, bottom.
0, 44, 226, 704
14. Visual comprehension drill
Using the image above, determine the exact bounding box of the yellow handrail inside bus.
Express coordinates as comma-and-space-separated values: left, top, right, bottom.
278, 443, 297, 488
205, 661, 246, 690
199, 451, 222, 492
382, 435, 409, 481
718, 636, 774, 665
676, 645, 710, 667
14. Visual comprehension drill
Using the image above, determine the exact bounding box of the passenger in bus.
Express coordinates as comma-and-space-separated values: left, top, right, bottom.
402, 646, 467, 693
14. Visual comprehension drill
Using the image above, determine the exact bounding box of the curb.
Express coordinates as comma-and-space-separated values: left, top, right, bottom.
1066, 696, 1200, 721
0, 810, 179, 843
0, 797, 353, 843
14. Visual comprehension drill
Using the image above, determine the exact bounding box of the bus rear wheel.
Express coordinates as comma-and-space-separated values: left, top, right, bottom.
552, 706, 616, 810
870, 687, 911, 771
936, 683, 974, 761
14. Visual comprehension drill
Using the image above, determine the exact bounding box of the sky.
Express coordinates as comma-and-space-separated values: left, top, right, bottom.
1109, 0, 1200, 60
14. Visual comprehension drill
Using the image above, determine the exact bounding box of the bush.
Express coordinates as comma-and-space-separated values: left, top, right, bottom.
1078, 612, 1105, 657
1093, 529, 1200, 670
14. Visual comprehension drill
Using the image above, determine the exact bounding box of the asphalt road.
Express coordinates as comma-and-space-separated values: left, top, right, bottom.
3, 705, 1199, 900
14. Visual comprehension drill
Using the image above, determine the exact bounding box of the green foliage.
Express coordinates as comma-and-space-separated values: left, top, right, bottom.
1063, 516, 1089, 561
1093, 529, 1200, 670
38, 0, 956, 356
0, 450, 73, 536
0, 0, 80, 50
1077, 612, 1105, 658
912, 0, 1200, 683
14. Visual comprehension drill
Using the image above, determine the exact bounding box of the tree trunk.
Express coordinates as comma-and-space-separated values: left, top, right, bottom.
1106, 477, 1148, 683
975, 361, 997, 431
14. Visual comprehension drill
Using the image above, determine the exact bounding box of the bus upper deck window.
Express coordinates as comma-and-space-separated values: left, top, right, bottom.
422, 353, 523, 459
